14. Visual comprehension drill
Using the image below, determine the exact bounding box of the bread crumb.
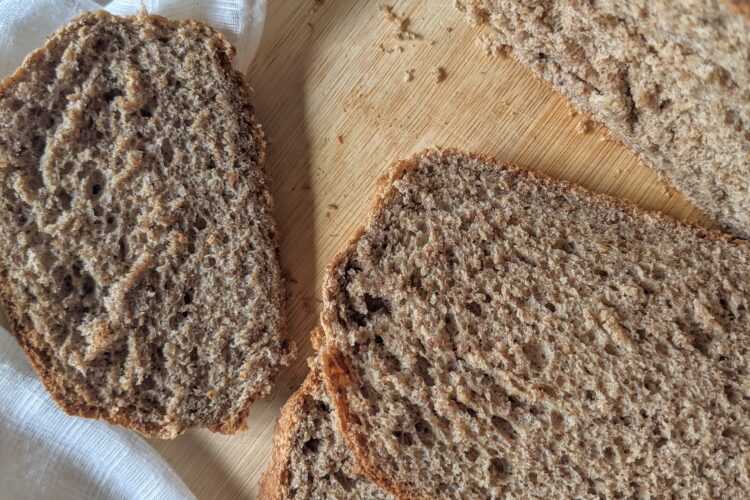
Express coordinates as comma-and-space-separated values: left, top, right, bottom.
377, 43, 403, 54
403, 69, 414, 82
576, 119, 593, 134
328, 203, 339, 210
477, 34, 510, 57
431, 67, 446, 83
337, 134, 344, 144
312, 0, 325, 12
379, 4, 421, 40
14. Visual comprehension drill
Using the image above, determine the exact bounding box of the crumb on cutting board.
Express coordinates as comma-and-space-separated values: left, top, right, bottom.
377, 43, 403, 53
576, 119, 594, 134
432, 67, 446, 83
337, 134, 344, 144
403, 69, 414, 82
379, 4, 421, 40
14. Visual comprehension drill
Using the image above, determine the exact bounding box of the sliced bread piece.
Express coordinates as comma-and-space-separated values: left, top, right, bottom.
321, 150, 750, 498
0, 11, 291, 438
259, 329, 391, 500
456, 0, 750, 238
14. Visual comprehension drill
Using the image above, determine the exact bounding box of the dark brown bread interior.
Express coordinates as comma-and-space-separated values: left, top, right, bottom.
321, 150, 750, 498
0, 11, 291, 438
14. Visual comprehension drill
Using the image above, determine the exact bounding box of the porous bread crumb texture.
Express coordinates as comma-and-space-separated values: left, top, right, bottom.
322, 150, 750, 498
456, 0, 750, 238
0, 11, 291, 438
259, 361, 391, 500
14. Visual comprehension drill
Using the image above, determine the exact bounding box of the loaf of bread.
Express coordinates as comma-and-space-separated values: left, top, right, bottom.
456, 0, 750, 238
0, 11, 292, 438
320, 150, 750, 497
259, 330, 390, 499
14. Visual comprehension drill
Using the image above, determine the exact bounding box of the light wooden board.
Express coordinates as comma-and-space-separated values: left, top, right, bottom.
6, 1, 713, 499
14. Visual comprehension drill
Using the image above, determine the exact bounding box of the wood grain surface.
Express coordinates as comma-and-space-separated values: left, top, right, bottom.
5, 0, 714, 499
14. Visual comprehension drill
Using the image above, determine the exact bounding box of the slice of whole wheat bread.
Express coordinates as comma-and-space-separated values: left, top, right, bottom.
259, 329, 391, 500
0, 11, 292, 438
320, 150, 750, 498
456, 0, 750, 238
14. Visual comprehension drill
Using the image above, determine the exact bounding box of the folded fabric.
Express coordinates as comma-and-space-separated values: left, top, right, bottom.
0, 0, 267, 77
0, 329, 196, 500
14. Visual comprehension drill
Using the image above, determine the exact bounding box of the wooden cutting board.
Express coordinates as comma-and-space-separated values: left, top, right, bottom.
3, 0, 711, 498
148, 1, 711, 498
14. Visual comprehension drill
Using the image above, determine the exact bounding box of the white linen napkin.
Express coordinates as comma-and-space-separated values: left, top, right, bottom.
0, 1, 267, 498
0, 0, 267, 77
0, 331, 196, 500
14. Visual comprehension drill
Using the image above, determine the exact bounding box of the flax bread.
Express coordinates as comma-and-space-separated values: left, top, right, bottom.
0, 11, 292, 438
320, 149, 750, 498
456, 0, 750, 238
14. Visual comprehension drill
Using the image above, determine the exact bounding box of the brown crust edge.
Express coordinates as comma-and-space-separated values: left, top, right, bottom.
318, 148, 750, 498
0, 9, 293, 439
258, 355, 321, 500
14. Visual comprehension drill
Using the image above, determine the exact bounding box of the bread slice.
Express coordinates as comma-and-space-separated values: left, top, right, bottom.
320, 150, 750, 498
259, 329, 391, 500
456, 0, 750, 238
0, 11, 292, 438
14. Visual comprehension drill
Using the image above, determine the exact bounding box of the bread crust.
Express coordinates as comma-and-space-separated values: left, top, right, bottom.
258, 363, 320, 500
319, 148, 750, 498
0, 10, 290, 439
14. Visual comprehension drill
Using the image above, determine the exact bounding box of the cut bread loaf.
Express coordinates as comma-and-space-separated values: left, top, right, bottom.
456, 0, 750, 238
259, 329, 390, 500
321, 150, 750, 498
0, 11, 292, 438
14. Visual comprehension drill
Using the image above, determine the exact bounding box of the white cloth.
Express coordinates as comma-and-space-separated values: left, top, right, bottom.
0, 330, 195, 500
0, 1, 267, 498
0, 0, 267, 77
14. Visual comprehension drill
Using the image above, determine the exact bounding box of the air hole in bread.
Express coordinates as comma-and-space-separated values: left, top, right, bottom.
81, 275, 96, 296
643, 377, 660, 394
724, 385, 740, 405
393, 430, 413, 446
466, 301, 482, 316
414, 355, 434, 387
6, 98, 23, 112
489, 457, 512, 483
31, 135, 46, 156
465, 446, 479, 462
195, 215, 207, 230
58, 189, 72, 210
88, 170, 105, 199
594, 269, 609, 278
102, 89, 123, 103
332, 471, 354, 492
138, 97, 158, 118
383, 351, 401, 372
414, 418, 434, 447
552, 238, 575, 254
492, 415, 518, 440
604, 342, 620, 356
161, 140, 174, 164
